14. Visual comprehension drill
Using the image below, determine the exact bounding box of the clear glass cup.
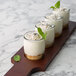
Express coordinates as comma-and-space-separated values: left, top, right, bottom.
41, 13, 63, 38
24, 31, 45, 60
35, 23, 55, 48
53, 8, 70, 28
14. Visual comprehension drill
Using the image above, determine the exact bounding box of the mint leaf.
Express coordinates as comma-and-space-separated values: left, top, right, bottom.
55, 1, 60, 8
37, 27, 44, 36
37, 27, 47, 40
43, 32, 47, 40
13, 55, 21, 62
50, 0, 60, 10
50, 6, 55, 10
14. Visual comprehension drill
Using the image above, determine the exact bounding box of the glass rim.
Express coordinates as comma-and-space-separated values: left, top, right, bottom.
45, 14, 63, 20
23, 31, 43, 41
35, 23, 55, 29
53, 7, 70, 12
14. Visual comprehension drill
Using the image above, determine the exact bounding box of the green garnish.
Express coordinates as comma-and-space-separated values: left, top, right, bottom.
50, 0, 60, 10
37, 27, 47, 40
55, 1, 60, 8
50, 6, 55, 10
13, 55, 21, 62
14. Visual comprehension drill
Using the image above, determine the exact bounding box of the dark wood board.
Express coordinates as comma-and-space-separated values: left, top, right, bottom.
5, 21, 76, 76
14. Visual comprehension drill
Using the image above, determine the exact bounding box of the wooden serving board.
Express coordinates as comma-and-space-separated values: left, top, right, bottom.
5, 21, 76, 76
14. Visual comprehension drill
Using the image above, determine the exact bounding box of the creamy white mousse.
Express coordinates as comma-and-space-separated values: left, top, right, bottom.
24, 31, 45, 60
43, 14, 63, 37
53, 8, 70, 28
35, 23, 55, 48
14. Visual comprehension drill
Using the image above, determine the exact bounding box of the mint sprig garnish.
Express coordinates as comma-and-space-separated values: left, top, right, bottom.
37, 27, 47, 40
13, 55, 21, 62
50, 6, 55, 9
50, 1, 60, 10
55, 1, 60, 8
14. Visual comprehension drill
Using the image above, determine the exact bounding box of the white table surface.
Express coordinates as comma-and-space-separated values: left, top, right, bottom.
0, 0, 76, 76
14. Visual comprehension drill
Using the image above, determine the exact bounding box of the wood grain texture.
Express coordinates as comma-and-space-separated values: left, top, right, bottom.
5, 21, 76, 76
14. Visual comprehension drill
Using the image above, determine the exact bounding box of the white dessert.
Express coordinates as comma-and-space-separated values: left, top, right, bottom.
24, 31, 45, 60
42, 14, 63, 37
35, 23, 55, 48
53, 8, 70, 28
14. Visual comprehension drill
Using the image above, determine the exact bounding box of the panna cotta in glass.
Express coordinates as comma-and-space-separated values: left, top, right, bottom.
53, 8, 70, 28
43, 14, 63, 38
35, 23, 55, 48
24, 31, 45, 60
